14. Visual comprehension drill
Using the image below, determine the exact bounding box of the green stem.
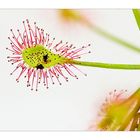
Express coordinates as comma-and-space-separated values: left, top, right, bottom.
84, 21, 140, 53
69, 60, 140, 70
133, 9, 140, 30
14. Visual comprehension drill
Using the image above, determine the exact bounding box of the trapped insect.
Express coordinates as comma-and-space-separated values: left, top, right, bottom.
6, 19, 91, 91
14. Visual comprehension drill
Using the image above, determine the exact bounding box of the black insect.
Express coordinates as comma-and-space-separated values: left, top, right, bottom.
36, 64, 44, 69
43, 54, 48, 62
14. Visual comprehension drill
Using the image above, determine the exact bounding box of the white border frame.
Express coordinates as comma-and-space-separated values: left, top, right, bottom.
0, 1, 140, 140
0, 0, 140, 8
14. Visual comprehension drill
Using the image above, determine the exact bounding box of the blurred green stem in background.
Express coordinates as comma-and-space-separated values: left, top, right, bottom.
87, 22, 140, 53
60, 10, 140, 54
133, 9, 140, 30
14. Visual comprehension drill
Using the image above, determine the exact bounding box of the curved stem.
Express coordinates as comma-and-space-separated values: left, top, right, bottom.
69, 60, 140, 70
82, 19, 140, 53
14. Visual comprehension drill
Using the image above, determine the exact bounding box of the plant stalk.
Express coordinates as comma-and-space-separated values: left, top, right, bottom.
68, 59, 140, 70
82, 18, 140, 53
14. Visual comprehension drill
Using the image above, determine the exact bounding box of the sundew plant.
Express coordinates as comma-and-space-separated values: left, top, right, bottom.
89, 88, 140, 131
2, 9, 140, 131
7, 19, 91, 91
7, 16, 140, 91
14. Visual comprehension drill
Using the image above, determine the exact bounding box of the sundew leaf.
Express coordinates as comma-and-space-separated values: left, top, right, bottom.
133, 9, 140, 30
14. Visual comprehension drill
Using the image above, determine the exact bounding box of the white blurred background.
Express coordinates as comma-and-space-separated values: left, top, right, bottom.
0, 9, 140, 130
